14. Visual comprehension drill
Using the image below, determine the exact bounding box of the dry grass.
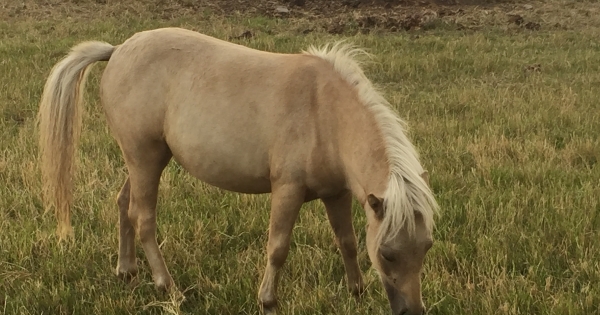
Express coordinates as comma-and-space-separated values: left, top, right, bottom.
1, 1, 599, 314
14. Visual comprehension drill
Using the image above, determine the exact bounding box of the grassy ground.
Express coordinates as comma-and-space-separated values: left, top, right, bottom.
1, 1, 599, 314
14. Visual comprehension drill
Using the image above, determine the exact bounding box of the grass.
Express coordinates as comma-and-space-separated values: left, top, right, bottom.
1, 1, 600, 314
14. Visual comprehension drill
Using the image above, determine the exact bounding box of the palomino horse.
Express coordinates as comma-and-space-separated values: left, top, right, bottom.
38, 27, 438, 315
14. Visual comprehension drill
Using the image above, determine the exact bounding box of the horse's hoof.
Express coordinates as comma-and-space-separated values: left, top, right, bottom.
351, 285, 366, 298
116, 266, 138, 282
260, 298, 277, 315
154, 276, 175, 292
262, 307, 277, 315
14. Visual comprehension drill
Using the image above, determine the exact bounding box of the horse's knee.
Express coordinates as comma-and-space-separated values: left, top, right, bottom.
268, 241, 290, 267
117, 179, 131, 210
137, 219, 157, 243
126, 208, 156, 242
338, 236, 358, 259
117, 191, 129, 211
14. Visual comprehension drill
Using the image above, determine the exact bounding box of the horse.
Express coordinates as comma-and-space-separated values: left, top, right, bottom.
38, 27, 439, 315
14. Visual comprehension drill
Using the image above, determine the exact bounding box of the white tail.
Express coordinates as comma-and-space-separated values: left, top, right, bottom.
38, 41, 115, 239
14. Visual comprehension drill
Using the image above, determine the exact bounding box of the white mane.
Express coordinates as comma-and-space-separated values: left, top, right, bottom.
304, 43, 439, 244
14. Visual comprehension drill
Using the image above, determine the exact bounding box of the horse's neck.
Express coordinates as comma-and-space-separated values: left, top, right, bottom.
337, 100, 389, 204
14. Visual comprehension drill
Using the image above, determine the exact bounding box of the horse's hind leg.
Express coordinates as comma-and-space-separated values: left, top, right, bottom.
322, 191, 365, 296
124, 141, 174, 291
258, 183, 305, 314
116, 178, 137, 280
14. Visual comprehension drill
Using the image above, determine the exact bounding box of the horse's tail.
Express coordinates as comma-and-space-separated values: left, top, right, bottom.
38, 41, 115, 240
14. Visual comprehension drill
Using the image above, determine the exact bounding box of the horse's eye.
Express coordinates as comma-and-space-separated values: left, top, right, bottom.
380, 250, 396, 263
382, 253, 395, 262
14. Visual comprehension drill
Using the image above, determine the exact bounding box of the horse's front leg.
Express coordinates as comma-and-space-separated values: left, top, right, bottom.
258, 183, 305, 314
322, 191, 365, 297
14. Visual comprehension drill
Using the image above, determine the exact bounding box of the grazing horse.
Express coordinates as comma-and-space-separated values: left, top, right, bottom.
38, 27, 439, 315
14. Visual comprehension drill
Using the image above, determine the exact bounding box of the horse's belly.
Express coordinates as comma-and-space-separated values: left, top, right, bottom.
166, 120, 272, 194
180, 159, 272, 194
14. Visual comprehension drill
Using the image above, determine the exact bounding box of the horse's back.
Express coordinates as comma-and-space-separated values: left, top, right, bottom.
100, 28, 347, 195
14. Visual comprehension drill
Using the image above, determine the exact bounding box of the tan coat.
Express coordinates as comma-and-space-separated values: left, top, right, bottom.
38, 27, 438, 315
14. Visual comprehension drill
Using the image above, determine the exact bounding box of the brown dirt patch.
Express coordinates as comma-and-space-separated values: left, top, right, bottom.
3, 0, 600, 33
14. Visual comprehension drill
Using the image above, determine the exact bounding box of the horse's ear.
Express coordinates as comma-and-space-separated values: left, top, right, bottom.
420, 170, 430, 186
368, 194, 384, 219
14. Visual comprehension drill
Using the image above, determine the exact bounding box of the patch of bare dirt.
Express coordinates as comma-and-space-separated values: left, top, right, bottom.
3, 0, 600, 33
183, 0, 523, 32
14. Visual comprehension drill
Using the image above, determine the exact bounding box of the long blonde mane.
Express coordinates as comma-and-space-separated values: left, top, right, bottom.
304, 43, 439, 244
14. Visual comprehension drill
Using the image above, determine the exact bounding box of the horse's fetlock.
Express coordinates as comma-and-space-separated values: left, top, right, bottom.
350, 278, 366, 297
116, 264, 138, 282
154, 274, 175, 292
260, 296, 278, 312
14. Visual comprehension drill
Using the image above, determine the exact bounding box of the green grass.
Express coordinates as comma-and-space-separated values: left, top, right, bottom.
1, 2, 600, 314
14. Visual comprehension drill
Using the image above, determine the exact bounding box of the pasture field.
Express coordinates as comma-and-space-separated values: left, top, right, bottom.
1, 0, 599, 314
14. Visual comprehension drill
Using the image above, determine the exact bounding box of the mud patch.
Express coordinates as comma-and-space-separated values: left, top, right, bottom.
3, 0, 594, 34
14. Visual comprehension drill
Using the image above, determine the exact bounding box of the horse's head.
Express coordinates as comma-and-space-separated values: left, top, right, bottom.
364, 171, 434, 315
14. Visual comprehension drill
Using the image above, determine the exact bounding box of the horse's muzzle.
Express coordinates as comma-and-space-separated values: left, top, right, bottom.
384, 280, 426, 315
